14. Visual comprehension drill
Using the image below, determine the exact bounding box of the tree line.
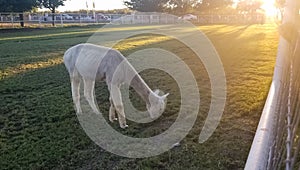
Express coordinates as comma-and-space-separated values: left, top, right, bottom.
125, 0, 285, 16
0, 0, 286, 27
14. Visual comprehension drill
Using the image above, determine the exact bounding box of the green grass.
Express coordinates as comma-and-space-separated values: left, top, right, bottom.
0, 24, 278, 169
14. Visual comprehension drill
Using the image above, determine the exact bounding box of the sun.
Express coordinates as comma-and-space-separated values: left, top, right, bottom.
261, 0, 278, 17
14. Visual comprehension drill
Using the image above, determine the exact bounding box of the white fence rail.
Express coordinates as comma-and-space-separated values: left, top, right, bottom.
0, 12, 266, 28
0, 12, 116, 27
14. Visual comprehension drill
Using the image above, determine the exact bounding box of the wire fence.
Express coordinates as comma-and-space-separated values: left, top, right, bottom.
245, 0, 300, 169
268, 28, 300, 170
0, 12, 267, 28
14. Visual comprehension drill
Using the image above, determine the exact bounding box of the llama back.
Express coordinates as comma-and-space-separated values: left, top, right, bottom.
63, 43, 128, 81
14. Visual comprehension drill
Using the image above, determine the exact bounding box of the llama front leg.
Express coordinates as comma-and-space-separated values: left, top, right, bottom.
110, 85, 128, 128
71, 76, 82, 114
109, 96, 117, 122
107, 84, 117, 122
83, 78, 100, 114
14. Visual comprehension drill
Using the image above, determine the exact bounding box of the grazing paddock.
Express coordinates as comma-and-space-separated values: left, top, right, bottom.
0, 24, 278, 169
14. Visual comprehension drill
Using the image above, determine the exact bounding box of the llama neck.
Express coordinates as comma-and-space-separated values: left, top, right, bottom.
121, 58, 152, 105
129, 74, 152, 105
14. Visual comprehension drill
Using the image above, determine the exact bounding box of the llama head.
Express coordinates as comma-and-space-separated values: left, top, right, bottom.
147, 89, 169, 119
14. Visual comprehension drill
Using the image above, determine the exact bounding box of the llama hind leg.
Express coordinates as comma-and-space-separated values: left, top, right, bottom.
71, 76, 82, 114
110, 85, 128, 128
109, 96, 117, 122
83, 78, 100, 114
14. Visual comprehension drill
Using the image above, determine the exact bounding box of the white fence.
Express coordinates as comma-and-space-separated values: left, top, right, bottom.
0, 12, 182, 27
0, 12, 266, 28
0, 12, 117, 27
245, 0, 300, 169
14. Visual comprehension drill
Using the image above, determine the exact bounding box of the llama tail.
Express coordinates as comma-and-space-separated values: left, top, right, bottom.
63, 48, 73, 74
63, 45, 81, 78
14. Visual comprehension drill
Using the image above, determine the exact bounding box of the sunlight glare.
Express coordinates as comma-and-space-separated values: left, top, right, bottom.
261, 0, 278, 17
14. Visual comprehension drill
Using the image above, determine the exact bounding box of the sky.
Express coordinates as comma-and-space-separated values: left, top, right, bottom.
57, 0, 126, 11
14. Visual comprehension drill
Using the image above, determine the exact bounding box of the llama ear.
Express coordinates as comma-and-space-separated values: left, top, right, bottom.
162, 93, 169, 99
154, 89, 160, 95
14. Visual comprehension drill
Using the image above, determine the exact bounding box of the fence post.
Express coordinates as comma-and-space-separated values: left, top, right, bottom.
10, 13, 14, 28
79, 13, 82, 25
132, 14, 135, 24
39, 18, 41, 28
60, 13, 63, 27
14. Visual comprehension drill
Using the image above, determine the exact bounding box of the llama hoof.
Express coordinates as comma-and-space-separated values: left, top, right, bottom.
172, 142, 181, 147
109, 118, 118, 122
120, 124, 129, 129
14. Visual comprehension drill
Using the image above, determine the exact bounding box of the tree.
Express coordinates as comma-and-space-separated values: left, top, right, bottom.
38, 0, 66, 26
124, 0, 168, 12
166, 0, 199, 15
195, 0, 230, 13
124, 0, 234, 14
236, 0, 263, 14
275, 0, 285, 20
198, 0, 234, 13
0, 0, 38, 27
201, 0, 233, 9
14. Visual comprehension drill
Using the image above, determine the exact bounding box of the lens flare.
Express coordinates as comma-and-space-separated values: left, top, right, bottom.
261, 0, 278, 17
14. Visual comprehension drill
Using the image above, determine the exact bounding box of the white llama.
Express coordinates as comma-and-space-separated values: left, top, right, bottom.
63, 43, 168, 128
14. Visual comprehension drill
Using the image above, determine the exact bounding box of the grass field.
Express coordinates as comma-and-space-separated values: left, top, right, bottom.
0, 23, 278, 169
